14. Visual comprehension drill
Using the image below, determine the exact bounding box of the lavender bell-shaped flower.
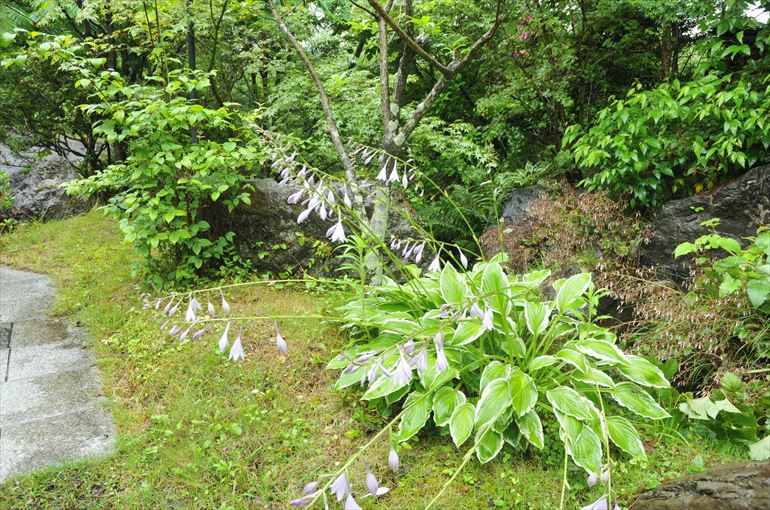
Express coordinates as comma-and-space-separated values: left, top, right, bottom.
376, 165, 388, 182
207, 299, 215, 316
391, 348, 412, 386
401, 171, 408, 188
192, 325, 210, 340
179, 325, 193, 341
185, 298, 197, 323
343, 191, 352, 208
163, 299, 174, 314
289, 497, 311, 507
416, 348, 428, 374
428, 254, 441, 272
482, 306, 494, 331
388, 446, 400, 472
168, 324, 181, 336
330, 472, 350, 502
458, 249, 469, 269
303, 480, 320, 494
221, 292, 231, 315
364, 462, 390, 497
364, 151, 376, 165
168, 301, 180, 317
288, 189, 304, 204
470, 302, 484, 319
600, 470, 609, 485
276, 322, 288, 355
434, 331, 449, 372
218, 322, 230, 353
344, 494, 361, 510
328, 216, 346, 244
388, 161, 399, 183
229, 329, 245, 361
587, 471, 599, 487
581, 497, 609, 510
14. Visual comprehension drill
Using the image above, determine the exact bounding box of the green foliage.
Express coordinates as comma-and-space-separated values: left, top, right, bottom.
330, 258, 671, 471
675, 225, 770, 312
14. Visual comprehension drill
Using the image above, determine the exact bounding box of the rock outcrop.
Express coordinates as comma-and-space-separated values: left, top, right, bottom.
641, 165, 770, 282
632, 461, 770, 510
231, 178, 423, 275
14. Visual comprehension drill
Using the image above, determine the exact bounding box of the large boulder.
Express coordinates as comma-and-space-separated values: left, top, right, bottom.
231, 178, 422, 275
1, 142, 90, 220
641, 165, 770, 282
632, 461, 770, 510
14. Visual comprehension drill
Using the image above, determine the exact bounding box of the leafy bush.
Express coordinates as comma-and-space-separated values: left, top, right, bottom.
329, 259, 670, 477
564, 72, 770, 209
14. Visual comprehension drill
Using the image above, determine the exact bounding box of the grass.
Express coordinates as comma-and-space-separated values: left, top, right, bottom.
0, 211, 747, 509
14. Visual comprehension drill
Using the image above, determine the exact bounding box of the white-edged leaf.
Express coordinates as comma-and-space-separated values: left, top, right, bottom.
475, 427, 504, 464
440, 264, 467, 304
509, 370, 538, 416
607, 415, 646, 459
556, 348, 590, 373
568, 426, 603, 474
618, 355, 670, 388
482, 262, 510, 315
433, 387, 466, 427
475, 378, 512, 428
517, 411, 544, 449
449, 403, 475, 447
452, 318, 485, 346
555, 273, 591, 312
480, 361, 511, 391
611, 382, 669, 419
546, 386, 594, 421
524, 301, 550, 335
529, 355, 559, 371
397, 393, 432, 441
575, 339, 628, 365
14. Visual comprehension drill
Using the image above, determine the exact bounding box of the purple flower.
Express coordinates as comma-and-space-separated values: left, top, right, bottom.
221, 293, 231, 315
391, 348, 412, 386
434, 332, 449, 372
168, 302, 180, 317
581, 497, 608, 510
297, 207, 313, 224
207, 300, 215, 316
403, 340, 415, 355
179, 325, 193, 341
288, 189, 304, 204
364, 152, 376, 165
587, 471, 598, 487
330, 472, 350, 502
364, 462, 390, 497
229, 329, 245, 361
163, 299, 173, 314
600, 470, 609, 485
159, 320, 168, 332
413, 242, 425, 262
428, 254, 441, 272
343, 191, 352, 208
192, 325, 210, 340
470, 302, 484, 319
327, 217, 346, 244
290, 497, 311, 507
482, 306, 494, 331
218, 322, 230, 352
376, 165, 388, 181
356, 352, 375, 363
416, 348, 428, 374
318, 203, 328, 221
276, 322, 288, 355
401, 171, 408, 188
154, 298, 162, 310
168, 324, 181, 336
185, 298, 197, 323
344, 493, 361, 510
389, 446, 400, 472
302, 480, 319, 494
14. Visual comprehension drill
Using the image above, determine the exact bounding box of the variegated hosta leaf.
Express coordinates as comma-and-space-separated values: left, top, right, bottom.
517, 411, 545, 449
449, 403, 475, 447
475, 427, 504, 464
606, 415, 646, 459
556, 348, 590, 373
524, 301, 550, 335
433, 387, 466, 427
554, 272, 592, 312
528, 355, 559, 372
574, 338, 628, 365
509, 370, 538, 416
482, 262, 510, 315
618, 355, 670, 388
480, 361, 511, 391
452, 318, 485, 346
440, 263, 467, 304
397, 392, 432, 442
475, 378, 512, 428
611, 382, 670, 419
547, 386, 595, 421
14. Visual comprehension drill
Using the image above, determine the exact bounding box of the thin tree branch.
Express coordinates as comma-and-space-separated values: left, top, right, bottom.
392, 0, 415, 106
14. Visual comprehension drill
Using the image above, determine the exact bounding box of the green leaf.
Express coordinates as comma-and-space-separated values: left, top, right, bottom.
475, 427, 504, 464
524, 301, 550, 335
555, 273, 591, 312
363, 375, 408, 400
719, 275, 742, 297
398, 393, 432, 442
546, 386, 594, 421
575, 339, 628, 365
717, 237, 741, 254
529, 355, 558, 372
556, 348, 590, 373
749, 436, 770, 461
508, 370, 538, 416
482, 262, 510, 315
449, 403, 475, 447
746, 278, 770, 308
618, 355, 670, 388
607, 416, 646, 459
517, 411, 544, 449
480, 361, 510, 392
433, 387, 466, 427
674, 242, 697, 258
573, 367, 615, 388
475, 378, 512, 428
452, 318, 485, 346
569, 426, 603, 474
440, 264, 467, 304
611, 382, 669, 419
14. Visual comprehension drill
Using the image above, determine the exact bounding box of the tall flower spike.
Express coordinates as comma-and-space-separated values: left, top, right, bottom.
275, 322, 288, 356
218, 322, 230, 353
388, 445, 400, 472
220, 292, 231, 316
229, 329, 245, 361
330, 472, 350, 502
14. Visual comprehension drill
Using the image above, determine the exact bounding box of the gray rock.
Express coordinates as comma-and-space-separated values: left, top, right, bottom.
641, 165, 770, 282
500, 185, 548, 224
231, 178, 423, 275
1, 142, 90, 220
633, 461, 770, 510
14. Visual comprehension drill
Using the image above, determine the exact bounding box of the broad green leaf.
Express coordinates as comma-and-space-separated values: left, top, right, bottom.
382, 318, 419, 336
482, 262, 510, 315
449, 403, 475, 447
398, 393, 432, 442
475, 427, 504, 464
452, 318, 485, 346
509, 370, 538, 416
556, 348, 590, 373
480, 361, 510, 391
569, 426, 603, 474
475, 378, 512, 428
440, 264, 467, 304
529, 355, 559, 371
618, 355, 670, 388
719, 274, 742, 297
433, 387, 466, 427
678, 396, 741, 420
363, 375, 408, 400
334, 366, 363, 389
575, 339, 628, 365
517, 411, 544, 449
673, 242, 697, 258
574, 367, 615, 388
547, 386, 594, 421
611, 382, 669, 419
524, 301, 550, 335
749, 436, 770, 461
747, 278, 770, 308
607, 416, 646, 459
555, 273, 591, 312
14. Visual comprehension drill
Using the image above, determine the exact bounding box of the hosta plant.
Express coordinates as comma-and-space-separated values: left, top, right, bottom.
310, 256, 671, 508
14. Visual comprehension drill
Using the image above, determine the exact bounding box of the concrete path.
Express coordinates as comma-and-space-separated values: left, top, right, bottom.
0, 266, 116, 482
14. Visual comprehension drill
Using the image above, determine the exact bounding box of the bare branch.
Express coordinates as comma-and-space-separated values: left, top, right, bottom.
392, 0, 415, 106
366, 0, 451, 76
266, 0, 357, 182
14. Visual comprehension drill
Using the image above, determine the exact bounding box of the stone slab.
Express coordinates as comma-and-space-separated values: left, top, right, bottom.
0, 348, 8, 381
0, 266, 48, 284
0, 292, 55, 322
0, 367, 104, 426
0, 406, 116, 482
8, 318, 69, 349
0, 323, 10, 349
5, 339, 94, 381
